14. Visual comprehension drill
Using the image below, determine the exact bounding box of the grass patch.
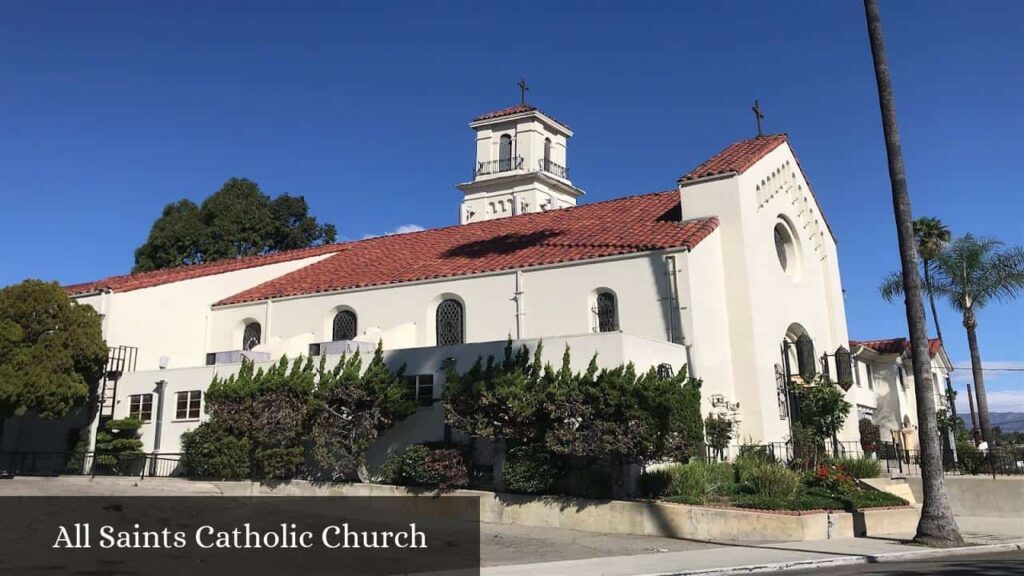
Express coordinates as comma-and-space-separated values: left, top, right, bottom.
844, 489, 909, 509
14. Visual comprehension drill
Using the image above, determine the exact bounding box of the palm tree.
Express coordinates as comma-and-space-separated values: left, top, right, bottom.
863, 0, 963, 547
882, 235, 1024, 445
914, 217, 951, 342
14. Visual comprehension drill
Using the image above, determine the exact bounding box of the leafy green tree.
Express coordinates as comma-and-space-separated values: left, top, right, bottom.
881, 234, 1024, 445
132, 200, 207, 271
0, 280, 107, 446
133, 178, 336, 272
704, 414, 734, 461
790, 375, 851, 467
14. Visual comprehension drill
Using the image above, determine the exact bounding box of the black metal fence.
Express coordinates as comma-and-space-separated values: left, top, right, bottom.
708, 441, 1024, 478
881, 447, 1024, 478
0, 451, 186, 479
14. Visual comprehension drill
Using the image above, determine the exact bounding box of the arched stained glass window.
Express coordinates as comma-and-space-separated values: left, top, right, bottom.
242, 322, 262, 351
333, 310, 357, 341
596, 292, 618, 333
436, 299, 464, 346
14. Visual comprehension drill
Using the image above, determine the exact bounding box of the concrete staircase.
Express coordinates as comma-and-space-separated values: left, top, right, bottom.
860, 477, 918, 505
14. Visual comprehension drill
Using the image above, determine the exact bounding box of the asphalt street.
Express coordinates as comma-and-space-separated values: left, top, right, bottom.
788, 550, 1024, 575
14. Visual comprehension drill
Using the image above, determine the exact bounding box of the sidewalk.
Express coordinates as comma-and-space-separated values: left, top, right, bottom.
481, 518, 1024, 576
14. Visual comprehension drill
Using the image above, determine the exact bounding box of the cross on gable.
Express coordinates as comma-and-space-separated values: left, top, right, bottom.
517, 79, 529, 105
752, 100, 765, 137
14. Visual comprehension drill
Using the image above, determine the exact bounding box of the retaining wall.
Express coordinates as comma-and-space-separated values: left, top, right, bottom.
905, 476, 1024, 518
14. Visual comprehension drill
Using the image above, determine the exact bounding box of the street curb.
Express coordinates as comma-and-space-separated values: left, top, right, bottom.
639, 541, 1024, 576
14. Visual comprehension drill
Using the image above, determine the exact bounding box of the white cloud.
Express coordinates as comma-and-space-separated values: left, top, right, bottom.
982, 390, 1024, 413
948, 360, 1024, 412
950, 360, 1024, 384
362, 224, 425, 239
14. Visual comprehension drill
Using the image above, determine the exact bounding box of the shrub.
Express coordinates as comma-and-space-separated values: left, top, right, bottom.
859, 418, 881, 455
181, 423, 251, 479
955, 441, 986, 475
668, 461, 735, 502
557, 458, 614, 499
704, 415, 733, 460
827, 457, 880, 479
93, 418, 145, 475
742, 463, 800, 500
255, 447, 304, 480
504, 445, 559, 495
379, 444, 432, 486
424, 447, 470, 491
806, 463, 857, 495
734, 449, 777, 484
379, 444, 469, 491
638, 468, 674, 498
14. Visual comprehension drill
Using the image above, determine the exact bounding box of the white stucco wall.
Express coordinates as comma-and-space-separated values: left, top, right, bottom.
73, 254, 335, 372
209, 251, 691, 361
679, 142, 854, 444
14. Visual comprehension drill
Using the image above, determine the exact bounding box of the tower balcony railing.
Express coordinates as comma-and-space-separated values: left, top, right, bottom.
475, 156, 524, 177
539, 158, 569, 179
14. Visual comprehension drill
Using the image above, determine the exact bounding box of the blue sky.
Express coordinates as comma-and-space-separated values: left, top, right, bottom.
1, 2, 1020, 410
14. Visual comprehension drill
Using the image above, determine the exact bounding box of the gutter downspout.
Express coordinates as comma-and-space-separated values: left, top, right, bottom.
513, 271, 525, 340
664, 253, 695, 376
150, 380, 167, 476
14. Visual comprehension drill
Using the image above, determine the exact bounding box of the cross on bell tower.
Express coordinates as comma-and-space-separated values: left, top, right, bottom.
517, 78, 530, 105
752, 99, 765, 137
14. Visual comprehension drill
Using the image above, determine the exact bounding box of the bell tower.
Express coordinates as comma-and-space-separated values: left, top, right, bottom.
457, 91, 584, 224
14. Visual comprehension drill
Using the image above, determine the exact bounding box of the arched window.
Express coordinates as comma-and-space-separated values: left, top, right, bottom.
596, 291, 618, 332
543, 138, 552, 170
436, 299, 464, 346
242, 321, 261, 351
774, 225, 789, 271
332, 310, 357, 341
499, 134, 512, 172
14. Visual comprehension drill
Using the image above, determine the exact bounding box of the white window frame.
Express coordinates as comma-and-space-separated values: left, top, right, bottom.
175, 390, 202, 421
129, 393, 153, 422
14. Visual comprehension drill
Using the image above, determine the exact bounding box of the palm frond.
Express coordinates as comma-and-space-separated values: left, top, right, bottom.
878, 270, 905, 302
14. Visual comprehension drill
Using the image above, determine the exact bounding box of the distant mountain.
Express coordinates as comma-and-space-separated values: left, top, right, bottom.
959, 412, 1024, 433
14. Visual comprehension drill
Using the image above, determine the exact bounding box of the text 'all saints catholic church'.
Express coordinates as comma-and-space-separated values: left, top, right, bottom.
3, 89, 954, 470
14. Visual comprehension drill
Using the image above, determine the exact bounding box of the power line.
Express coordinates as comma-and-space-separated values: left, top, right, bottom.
951, 366, 1024, 372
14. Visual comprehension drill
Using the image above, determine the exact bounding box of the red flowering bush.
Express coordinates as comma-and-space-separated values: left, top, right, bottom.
807, 464, 857, 495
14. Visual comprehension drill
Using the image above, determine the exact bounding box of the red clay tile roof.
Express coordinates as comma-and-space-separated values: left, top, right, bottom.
850, 338, 943, 357
216, 191, 717, 306
471, 104, 570, 129
64, 243, 344, 296
679, 134, 788, 182
473, 104, 537, 122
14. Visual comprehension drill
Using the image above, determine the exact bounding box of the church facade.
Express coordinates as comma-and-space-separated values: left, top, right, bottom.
52, 103, 882, 467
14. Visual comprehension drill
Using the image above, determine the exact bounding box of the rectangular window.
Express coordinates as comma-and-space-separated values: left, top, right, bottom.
403, 375, 434, 407
129, 393, 153, 422
898, 365, 906, 389
176, 390, 202, 420
865, 363, 874, 391
854, 360, 862, 388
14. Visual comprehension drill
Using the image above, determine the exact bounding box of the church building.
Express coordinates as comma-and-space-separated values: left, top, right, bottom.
43, 101, 873, 467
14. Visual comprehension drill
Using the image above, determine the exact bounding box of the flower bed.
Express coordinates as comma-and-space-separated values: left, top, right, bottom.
642, 457, 909, 513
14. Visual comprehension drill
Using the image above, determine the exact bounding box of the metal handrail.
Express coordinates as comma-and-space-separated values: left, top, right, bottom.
475, 156, 524, 177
